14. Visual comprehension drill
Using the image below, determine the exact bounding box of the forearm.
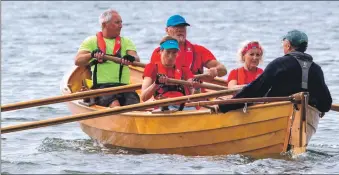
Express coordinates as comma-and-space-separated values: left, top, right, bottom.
141, 83, 159, 101
75, 52, 92, 66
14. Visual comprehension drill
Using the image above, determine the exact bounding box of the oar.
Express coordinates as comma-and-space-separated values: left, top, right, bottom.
185, 96, 295, 107
1, 84, 142, 112
104, 55, 146, 68
0, 88, 241, 134
194, 74, 227, 86
331, 104, 339, 112
186, 98, 339, 113
1, 77, 227, 112
104, 55, 228, 86
167, 78, 227, 91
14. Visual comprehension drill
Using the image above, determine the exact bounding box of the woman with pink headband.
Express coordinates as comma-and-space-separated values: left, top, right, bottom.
227, 40, 264, 88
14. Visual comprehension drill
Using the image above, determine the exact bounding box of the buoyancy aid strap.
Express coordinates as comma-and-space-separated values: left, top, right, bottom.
154, 63, 185, 98
292, 56, 313, 90
96, 32, 121, 55
91, 32, 122, 88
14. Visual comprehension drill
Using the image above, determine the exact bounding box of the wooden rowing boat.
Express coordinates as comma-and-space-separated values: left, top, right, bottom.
60, 66, 321, 157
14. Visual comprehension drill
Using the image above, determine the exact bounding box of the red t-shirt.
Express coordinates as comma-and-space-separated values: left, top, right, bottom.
227, 67, 263, 85
150, 42, 216, 74
143, 63, 194, 81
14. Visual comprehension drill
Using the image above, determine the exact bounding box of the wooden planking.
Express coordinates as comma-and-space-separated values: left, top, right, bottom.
240, 143, 284, 158
289, 104, 320, 153
144, 129, 286, 156
79, 102, 292, 134
79, 117, 289, 149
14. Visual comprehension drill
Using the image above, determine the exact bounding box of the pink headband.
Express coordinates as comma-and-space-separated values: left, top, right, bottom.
241, 42, 262, 55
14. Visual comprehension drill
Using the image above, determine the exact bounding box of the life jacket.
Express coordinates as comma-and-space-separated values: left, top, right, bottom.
154, 40, 204, 95
153, 62, 186, 99
90, 32, 123, 89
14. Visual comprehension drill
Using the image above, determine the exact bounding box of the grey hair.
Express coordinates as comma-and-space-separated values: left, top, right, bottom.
99, 9, 119, 26
236, 40, 264, 64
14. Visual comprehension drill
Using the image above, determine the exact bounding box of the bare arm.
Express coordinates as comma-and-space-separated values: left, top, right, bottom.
141, 77, 159, 102
205, 60, 227, 77
227, 80, 238, 88
75, 50, 92, 66
127, 50, 140, 62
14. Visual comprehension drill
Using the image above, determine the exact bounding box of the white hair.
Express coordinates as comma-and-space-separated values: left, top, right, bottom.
236, 40, 264, 63
99, 9, 119, 26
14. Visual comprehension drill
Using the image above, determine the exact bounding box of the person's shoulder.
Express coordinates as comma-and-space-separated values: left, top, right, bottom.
271, 55, 294, 64
229, 68, 240, 73
152, 46, 161, 52
83, 35, 97, 42
145, 62, 156, 69
310, 61, 322, 71
120, 36, 134, 43
192, 43, 210, 51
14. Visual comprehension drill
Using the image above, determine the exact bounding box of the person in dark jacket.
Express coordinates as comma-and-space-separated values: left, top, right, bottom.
219, 29, 332, 113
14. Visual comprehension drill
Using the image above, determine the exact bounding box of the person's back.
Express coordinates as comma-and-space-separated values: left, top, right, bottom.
240, 52, 331, 112
219, 30, 332, 113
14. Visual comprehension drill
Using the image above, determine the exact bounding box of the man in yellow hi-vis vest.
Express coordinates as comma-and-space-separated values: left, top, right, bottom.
75, 9, 141, 108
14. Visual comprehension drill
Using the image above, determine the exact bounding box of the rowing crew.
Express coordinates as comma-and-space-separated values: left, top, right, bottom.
74, 9, 332, 114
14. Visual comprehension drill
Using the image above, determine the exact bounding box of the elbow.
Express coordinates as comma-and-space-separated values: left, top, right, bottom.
74, 57, 87, 67
140, 93, 149, 102
74, 56, 81, 66
75, 61, 81, 66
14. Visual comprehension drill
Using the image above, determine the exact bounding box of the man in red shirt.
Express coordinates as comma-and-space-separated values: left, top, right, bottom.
150, 15, 227, 93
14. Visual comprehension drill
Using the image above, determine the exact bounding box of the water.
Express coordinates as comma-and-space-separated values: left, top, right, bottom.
1, 1, 339, 174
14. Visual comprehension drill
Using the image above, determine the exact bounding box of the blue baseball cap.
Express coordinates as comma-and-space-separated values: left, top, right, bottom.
282, 30, 308, 47
160, 39, 179, 50
166, 15, 190, 27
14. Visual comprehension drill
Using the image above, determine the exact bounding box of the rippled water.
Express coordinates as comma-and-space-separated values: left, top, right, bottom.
1, 1, 339, 174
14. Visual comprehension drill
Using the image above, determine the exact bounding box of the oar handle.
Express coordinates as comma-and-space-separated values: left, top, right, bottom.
331, 104, 339, 112
167, 78, 227, 91
194, 74, 227, 86
103, 55, 146, 68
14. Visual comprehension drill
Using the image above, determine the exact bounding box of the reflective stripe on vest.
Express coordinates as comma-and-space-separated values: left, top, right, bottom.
91, 32, 122, 88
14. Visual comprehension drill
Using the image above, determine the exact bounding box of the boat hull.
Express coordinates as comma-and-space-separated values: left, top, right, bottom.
61, 66, 321, 157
